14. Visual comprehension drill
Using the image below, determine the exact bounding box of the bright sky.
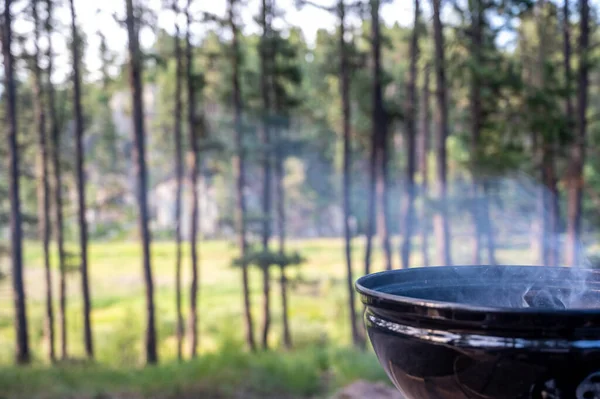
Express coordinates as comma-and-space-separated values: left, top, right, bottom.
20, 0, 417, 82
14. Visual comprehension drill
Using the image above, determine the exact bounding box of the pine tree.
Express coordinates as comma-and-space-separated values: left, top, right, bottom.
125, 0, 158, 364
45, 0, 68, 360
229, 0, 256, 351
171, 0, 185, 361
31, 0, 55, 362
432, 0, 452, 266
185, 0, 200, 358
566, 0, 589, 266
400, 0, 420, 269
3, 0, 30, 364
69, 0, 93, 359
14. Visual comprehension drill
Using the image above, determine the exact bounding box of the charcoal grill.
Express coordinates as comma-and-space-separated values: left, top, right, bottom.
356, 266, 600, 399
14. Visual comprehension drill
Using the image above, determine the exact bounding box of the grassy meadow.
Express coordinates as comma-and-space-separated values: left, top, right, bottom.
0, 237, 543, 398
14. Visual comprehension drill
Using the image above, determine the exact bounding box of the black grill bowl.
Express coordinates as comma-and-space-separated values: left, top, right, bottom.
355, 266, 600, 399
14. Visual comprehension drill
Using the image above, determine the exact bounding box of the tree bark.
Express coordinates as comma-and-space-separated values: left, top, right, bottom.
46, 0, 68, 360
366, 0, 389, 274
125, 0, 158, 364
566, 0, 589, 266
562, 0, 574, 265
535, 0, 559, 267
3, 0, 30, 365
469, 0, 483, 265
419, 65, 431, 267
400, 0, 420, 270
275, 125, 291, 349
259, 0, 272, 350
69, 0, 93, 360
338, 0, 361, 348
432, 0, 452, 266
365, 115, 377, 275
373, 0, 392, 271
482, 181, 497, 264
172, 0, 184, 362
229, 0, 256, 352
32, 0, 55, 363
185, 0, 200, 358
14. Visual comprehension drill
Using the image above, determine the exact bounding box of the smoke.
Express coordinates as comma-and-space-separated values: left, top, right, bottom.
371, 172, 600, 310
419, 172, 591, 268
372, 264, 600, 310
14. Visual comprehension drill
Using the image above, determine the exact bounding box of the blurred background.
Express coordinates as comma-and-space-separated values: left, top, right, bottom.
0, 0, 597, 397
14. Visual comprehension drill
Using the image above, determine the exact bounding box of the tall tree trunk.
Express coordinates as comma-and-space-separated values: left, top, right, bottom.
562, 0, 574, 266
401, 0, 420, 270
275, 125, 291, 349
229, 0, 256, 352
365, 114, 377, 275
535, 0, 559, 266
46, 0, 68, 360
338, 0, 361, 347
366, 0, 389, 273
3, 0, 30, 365
482, 181, 497, 264
32, 0, 55, 362
432, 0, 452, 266
172, 0, 184, 362
69, 0, 93, 360
566, 0, 589, 266
259, 0, 272, 350
419, 65, 431, 267
185, 0, 200, 358
563, 0, 574, 122
469, 0, 483, 265
543, 152, 560, 266
374, 0, 392, 271
380, 125, 392, 271
125, 0, 158, 364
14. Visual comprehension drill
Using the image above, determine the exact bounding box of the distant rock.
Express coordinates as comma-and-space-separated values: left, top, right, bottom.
331, 380, 404, 399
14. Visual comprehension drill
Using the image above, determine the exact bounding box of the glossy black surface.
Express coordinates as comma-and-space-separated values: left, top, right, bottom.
356, 266, 600, 399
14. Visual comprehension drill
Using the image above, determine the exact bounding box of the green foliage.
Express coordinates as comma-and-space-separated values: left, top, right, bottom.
0, 344, 384, 399
232, 248, 306, 269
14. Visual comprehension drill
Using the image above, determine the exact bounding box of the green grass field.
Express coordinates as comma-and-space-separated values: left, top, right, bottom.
0, 237, 543, 398
0, 238, 396, 398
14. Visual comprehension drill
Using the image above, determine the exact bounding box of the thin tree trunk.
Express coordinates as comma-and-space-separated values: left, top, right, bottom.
535, 0, 559, 266
46, 0, 67, 360
380, 127, 392, 271
365, 120, 377, 275
125, 0, 158, 364
185, 0, 200, 358
432, 0, 452, 266
469, 0, 483, 265
401, 0, 420, 270
172, 0, 184, 362
69, 0, 93, 360
366, 0, 388, 274
543, 151, 559, 266
338, 0, 361, 348
471, 184, 482, 264
482, 181, 497, 264
259, 0, 272, 350
374, 0, 392, 271
3, 0, 30, 365
563, 0, 574, 121
32, 0, 54, 363
229, 0, 256, 352
533, 0, 546, 264
562, 0, 574, 266
275, 124, 291, 349
419, 65, 431, 267
566, 0, 589, 266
